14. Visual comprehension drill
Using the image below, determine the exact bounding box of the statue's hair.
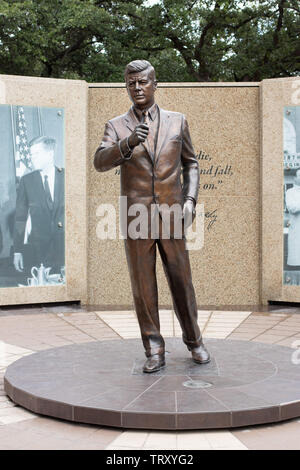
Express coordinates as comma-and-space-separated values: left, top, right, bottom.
124, 60, 156, 82
29, 136, 56, 151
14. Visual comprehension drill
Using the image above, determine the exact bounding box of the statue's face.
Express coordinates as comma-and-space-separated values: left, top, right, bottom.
126, 68, 157, 109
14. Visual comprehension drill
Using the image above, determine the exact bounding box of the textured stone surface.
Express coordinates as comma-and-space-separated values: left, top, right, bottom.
88, 84, 260, 306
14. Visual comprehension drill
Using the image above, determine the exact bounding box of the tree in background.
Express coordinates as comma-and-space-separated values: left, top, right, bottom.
0, 0, 299, 82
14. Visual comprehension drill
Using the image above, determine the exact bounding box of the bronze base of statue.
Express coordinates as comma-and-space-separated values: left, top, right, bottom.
5, 338, 299, 430
143, 341, 211, 373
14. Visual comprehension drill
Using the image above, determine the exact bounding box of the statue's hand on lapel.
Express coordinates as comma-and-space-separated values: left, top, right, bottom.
128, 124, 149, 148
183, 200, 196, 229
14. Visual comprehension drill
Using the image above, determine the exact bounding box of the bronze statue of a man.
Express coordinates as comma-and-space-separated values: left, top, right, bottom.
94, 60, 210, 373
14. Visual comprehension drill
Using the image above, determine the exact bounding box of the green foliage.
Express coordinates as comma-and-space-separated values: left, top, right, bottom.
0, 0, 299, 82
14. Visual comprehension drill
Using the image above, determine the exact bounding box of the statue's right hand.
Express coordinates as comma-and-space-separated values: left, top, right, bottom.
128, 124, 149, 148
14, 253, 24, 272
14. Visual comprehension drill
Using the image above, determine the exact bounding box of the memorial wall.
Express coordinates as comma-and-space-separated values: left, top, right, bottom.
261, 78, 300, 304
0, 74, 299, 307
88, 83, 260, 307
0, 75, 88, 305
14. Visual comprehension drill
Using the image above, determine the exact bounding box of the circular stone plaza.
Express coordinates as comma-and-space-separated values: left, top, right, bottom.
1, 304, 300, 450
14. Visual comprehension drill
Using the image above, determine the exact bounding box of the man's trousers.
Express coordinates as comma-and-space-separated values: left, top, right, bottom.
124, 229, 202, 357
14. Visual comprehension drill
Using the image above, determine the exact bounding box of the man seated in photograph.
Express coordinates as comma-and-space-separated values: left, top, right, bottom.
13, 136, 65, 284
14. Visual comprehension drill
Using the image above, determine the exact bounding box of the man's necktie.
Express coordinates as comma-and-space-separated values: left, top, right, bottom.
44, 175, 54, 211
142, 110, 154, 159
142, 109, 149, 125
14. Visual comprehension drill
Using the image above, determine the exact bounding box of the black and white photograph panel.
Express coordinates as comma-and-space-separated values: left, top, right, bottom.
0, 104, 65, 288
284, 106, 300, 286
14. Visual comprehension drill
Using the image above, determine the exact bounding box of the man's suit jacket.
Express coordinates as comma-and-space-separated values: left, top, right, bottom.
94, 105, 200, 238
13, 167, 65, 267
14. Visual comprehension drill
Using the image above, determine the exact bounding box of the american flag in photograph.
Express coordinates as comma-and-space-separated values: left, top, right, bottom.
15, 106, 33, 178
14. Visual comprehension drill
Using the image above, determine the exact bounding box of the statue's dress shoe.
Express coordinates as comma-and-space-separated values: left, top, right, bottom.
190, 343, 211, 364
143, 353, 165, 373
